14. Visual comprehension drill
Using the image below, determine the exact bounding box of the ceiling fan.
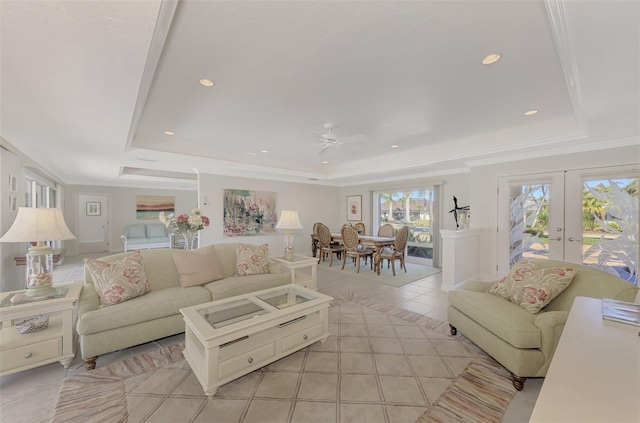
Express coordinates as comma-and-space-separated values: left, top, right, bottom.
311, 123, 365, 154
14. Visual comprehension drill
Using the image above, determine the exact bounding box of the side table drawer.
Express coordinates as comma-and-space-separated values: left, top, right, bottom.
282, 323, 323, 353
219, 342, 275, 380
0, 338, 62, 373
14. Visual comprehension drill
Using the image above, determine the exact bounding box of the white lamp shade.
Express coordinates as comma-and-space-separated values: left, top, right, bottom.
0, 207, 76, 242
275, 210, 303, 230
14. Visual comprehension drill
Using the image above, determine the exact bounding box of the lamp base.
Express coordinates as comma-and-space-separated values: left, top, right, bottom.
283, 251, 295, 261
25, 284, 56, 297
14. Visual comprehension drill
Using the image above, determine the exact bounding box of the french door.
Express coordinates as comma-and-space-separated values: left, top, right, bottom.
498, 166, 638, 285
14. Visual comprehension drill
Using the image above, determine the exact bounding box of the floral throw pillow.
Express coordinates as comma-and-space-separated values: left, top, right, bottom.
236, 243, 270, 276
488, 259, 576, 313
85, 250, 151, 307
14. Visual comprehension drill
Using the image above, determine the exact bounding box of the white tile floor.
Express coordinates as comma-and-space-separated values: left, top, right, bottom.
0, 253, 542, 423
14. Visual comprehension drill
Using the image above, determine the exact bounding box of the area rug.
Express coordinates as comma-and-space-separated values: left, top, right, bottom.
321, 261, 441, 288
52, 294, 514, 423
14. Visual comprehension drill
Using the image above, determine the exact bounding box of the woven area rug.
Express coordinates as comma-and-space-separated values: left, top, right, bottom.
53, 294, 514, 423
321, 261, 441, 288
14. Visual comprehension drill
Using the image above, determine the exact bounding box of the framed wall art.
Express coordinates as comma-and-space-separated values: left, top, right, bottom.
86, 202, 101, 216
8, 175, 17, 192
9, 195, 17, 212
346, 195, 362, 221
136, 195, 175, 220
223, 189, 278, 237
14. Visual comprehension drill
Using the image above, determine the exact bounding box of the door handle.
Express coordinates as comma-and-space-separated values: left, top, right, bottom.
568, 237, 582, 242
550, 237, 561, 241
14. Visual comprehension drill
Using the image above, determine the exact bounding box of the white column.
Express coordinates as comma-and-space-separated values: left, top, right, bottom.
440, 228, 484, 292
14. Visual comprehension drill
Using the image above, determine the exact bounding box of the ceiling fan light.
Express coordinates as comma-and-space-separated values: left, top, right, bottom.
482, 53, 501, 65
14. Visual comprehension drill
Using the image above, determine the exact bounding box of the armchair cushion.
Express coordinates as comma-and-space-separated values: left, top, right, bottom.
85, 250, 151, 307
488, 259, 576, 313
172, 245, 225, 288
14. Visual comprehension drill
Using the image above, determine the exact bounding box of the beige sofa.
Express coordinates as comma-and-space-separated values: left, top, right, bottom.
76, 244, 290, 369
447, 259, 639, 390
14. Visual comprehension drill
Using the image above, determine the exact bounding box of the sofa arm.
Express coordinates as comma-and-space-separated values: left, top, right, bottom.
77, 283, 100, 318
455, 279, 495, 293
534, 310, 570, 361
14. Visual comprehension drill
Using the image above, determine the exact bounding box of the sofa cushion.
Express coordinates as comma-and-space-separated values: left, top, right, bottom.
448, 289, 541, 348
489, 259, 576, 313
85, 250, 151, 307
77, 286, 211, 335
146, 223, 167, 238
127, 225, 147, 238
236, 243, 270, 276
172, 245, 225, 288
204, 273, 290, 301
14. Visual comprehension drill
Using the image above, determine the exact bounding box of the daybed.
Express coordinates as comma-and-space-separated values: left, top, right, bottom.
447, 258, 639, 391
76, 243, 290, 369
121, 223, 173, 251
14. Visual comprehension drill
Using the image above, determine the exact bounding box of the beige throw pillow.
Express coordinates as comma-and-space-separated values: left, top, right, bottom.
488, 259, 576, 313
172, 245, 225, 288
85, 250, 151, 307
236, 243, 270, 276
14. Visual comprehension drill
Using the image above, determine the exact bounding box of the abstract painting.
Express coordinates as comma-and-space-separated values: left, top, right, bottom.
223, 189, 277, 237
136, 195, 175, 220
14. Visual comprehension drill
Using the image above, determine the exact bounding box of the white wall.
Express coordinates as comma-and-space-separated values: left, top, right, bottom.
198, 173, 340, 256
0, 148, 25, 291
64, 185, 198, 255
469, 144, 640, 281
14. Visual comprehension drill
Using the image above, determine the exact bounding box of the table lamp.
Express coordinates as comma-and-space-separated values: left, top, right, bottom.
0, 207, 76, 296
275, 210, 303, 261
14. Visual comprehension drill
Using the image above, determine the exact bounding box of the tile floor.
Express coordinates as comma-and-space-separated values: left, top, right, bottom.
0, 253, 543, 423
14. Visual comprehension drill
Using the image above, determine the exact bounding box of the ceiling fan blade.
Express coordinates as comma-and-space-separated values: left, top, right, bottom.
338, 134, 366, 144
317, 144, 331, 154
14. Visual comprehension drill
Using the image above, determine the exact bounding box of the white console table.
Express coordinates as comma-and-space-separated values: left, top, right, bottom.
529, 296, 640, 423
440, 228, 483, 292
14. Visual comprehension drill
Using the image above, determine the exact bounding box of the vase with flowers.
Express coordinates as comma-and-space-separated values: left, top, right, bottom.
159, 208, 210, 250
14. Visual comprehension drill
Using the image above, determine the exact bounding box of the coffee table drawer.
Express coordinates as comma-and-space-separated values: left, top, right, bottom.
282, 322, 323, 353
0, 337, 62, 373
219, 342, 276, 379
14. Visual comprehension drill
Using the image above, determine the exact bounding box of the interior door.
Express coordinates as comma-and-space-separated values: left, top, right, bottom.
78, 194, 109, 253
498, 166, 639, 285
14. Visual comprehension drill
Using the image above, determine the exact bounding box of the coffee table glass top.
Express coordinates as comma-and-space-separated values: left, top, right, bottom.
198, 299, 269, 329
257, 287, 316, 310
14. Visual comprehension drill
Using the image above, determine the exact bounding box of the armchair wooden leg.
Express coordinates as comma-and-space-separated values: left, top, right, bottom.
449, 324, 457, 336
84, 356, 97, 371
510, 373, 526, 391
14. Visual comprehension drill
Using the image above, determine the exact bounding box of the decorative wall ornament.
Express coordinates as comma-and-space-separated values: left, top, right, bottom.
223, 189, 277, 237
347, 195, 362, 221
449, 196, 470, 229
136, 195, 175, 220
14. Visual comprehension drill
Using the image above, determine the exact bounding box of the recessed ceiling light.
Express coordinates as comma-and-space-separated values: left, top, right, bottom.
524, 109, 538, 116
322, 161, 329, 164
391, 145, 398, 148
261, 150, 268, 153
482, 53, 501, 65
136, 157, 159, 162
199, 79, 215, 87
163, 131, 174, 136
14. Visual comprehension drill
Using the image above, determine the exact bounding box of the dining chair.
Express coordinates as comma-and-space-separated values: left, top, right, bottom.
341, 225, 373, 273
317, 223, 344, 266
354, 222, 365, 235
376, 223, 395, 268
377, 225, 409, 276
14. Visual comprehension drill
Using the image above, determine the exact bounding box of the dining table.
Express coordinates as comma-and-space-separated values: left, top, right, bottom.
310, 232, 395, 274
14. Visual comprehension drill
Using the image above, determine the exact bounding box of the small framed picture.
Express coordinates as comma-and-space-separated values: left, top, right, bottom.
9, 175, 17, 192
9, 195, 17, 212
86, 202, 101, 216
346, 195, 362, 221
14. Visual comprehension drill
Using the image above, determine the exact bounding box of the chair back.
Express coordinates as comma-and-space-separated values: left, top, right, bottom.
313, 222, 322, 236
317, 223, 333, 247
354, 222, 365, 235
394, 226, 410, 252
341, 225, 360, 251
378, 224, 394, 238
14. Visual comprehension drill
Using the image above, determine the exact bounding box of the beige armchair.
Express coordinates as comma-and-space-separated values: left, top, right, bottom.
447, 259, 639, 391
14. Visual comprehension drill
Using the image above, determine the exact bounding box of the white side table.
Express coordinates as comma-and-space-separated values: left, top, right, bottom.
0, 282, 83, 376
271, 255, 318, 289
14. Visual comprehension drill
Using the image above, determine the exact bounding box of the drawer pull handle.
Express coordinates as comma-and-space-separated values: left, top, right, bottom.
247, 357, 253, 364
24, 353, 33, 359
303, 335, 308, 340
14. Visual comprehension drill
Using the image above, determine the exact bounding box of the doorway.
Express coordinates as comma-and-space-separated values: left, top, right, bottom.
498, 166, 638, 285
78, 194, 109, 253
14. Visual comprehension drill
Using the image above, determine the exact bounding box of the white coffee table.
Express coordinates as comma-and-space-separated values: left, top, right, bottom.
180, 285, 332, 397
0, 282, 83, 376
